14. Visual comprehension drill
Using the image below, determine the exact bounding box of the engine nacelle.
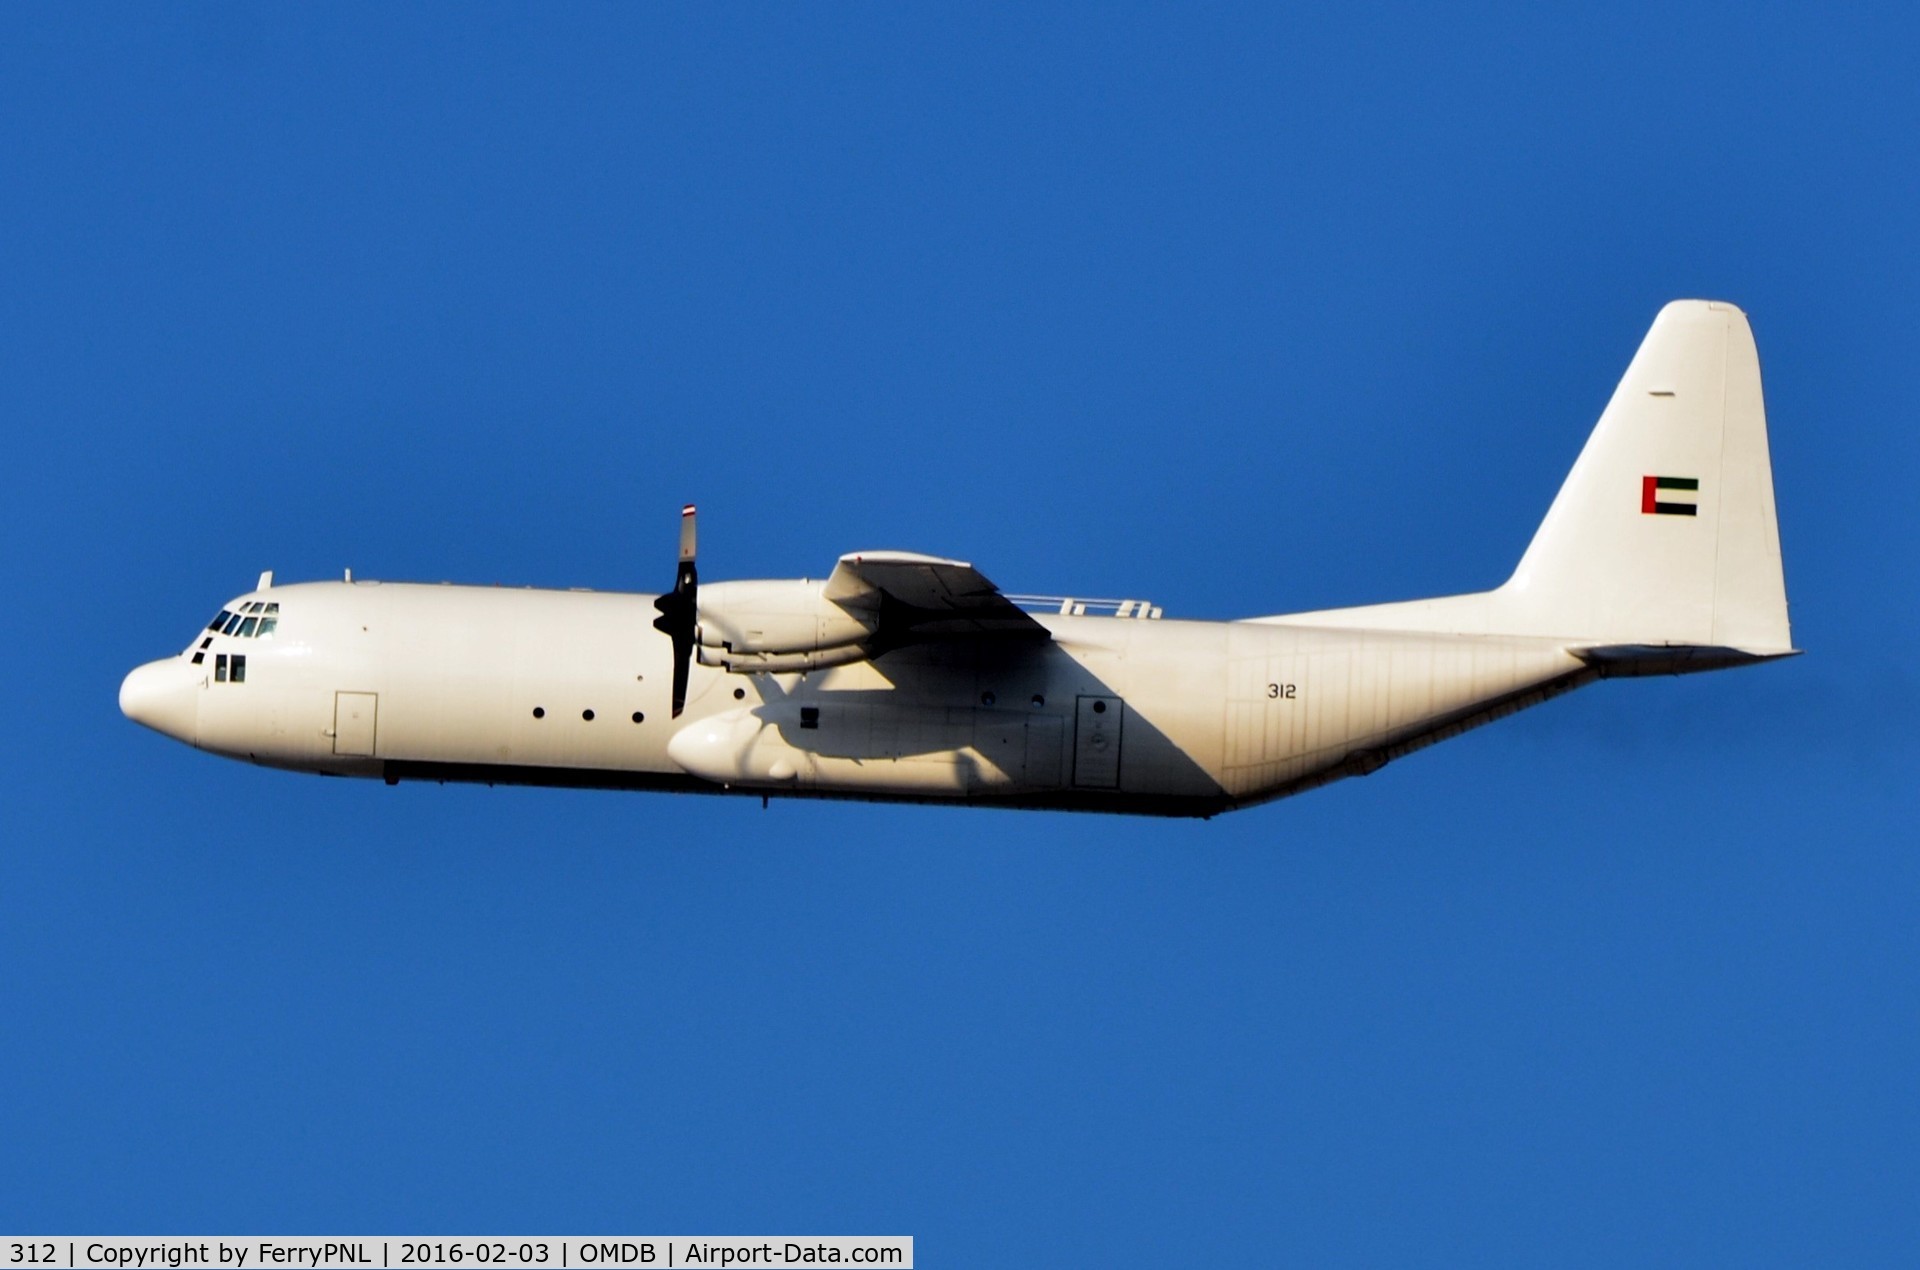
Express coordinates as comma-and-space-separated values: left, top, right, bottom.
694, 644, 874, 674
695, 579, 878, 665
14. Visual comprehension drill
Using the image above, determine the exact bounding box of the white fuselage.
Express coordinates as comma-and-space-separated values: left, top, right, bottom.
121, 579, 1592, 817
118, 303, 1798, 817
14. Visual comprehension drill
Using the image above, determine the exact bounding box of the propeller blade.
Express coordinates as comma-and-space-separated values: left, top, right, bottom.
652, 504, 699, 717
677, 501, 698, 571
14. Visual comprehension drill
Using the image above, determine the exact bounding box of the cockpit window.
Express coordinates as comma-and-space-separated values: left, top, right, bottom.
200, 601, 282, 646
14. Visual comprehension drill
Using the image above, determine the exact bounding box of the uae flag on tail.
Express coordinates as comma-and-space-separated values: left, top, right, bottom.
1642, 475, 1699, 516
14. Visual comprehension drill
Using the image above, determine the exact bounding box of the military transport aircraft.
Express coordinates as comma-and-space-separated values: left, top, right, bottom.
121, 301, 1794, 817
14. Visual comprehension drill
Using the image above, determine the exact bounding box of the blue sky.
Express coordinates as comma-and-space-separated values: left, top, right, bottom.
4, 4, 1917, 1263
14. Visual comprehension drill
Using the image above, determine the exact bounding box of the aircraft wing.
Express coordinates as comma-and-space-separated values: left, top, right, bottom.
824, 551, 1050, 644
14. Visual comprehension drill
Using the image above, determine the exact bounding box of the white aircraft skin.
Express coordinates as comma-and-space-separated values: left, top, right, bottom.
121, 302, 1796, 818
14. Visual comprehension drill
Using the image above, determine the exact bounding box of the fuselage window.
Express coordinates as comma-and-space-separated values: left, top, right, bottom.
215, 653, 228, 682
191, 651, 204, 665
238, 617, 258, 638
231, 654, 246, 683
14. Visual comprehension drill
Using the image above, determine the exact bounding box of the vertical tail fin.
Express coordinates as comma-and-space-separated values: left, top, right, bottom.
1255, 301, 1795, 657
1501, 300, 1792, 652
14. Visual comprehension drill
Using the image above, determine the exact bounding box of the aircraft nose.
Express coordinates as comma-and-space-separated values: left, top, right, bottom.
120, 658, 199, 745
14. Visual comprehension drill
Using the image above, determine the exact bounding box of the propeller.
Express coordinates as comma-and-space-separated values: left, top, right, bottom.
651, 504, 698, 717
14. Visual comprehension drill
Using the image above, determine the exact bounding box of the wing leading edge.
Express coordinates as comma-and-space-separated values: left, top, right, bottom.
824, 551, 1050, 646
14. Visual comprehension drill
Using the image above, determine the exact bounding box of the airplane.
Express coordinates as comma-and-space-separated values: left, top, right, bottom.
120, 300, 1795, 818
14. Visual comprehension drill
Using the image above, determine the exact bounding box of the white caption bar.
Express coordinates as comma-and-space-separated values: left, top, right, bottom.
0, 1240, 911, 1270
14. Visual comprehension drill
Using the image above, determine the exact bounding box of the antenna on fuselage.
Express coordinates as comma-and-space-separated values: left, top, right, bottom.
651, 504, 699, 717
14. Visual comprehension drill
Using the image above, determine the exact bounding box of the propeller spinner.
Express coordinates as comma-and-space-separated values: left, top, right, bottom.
651, 504, 698, 717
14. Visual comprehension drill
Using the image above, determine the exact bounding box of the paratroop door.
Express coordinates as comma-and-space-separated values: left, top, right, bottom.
1072, 695, 1123, 789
